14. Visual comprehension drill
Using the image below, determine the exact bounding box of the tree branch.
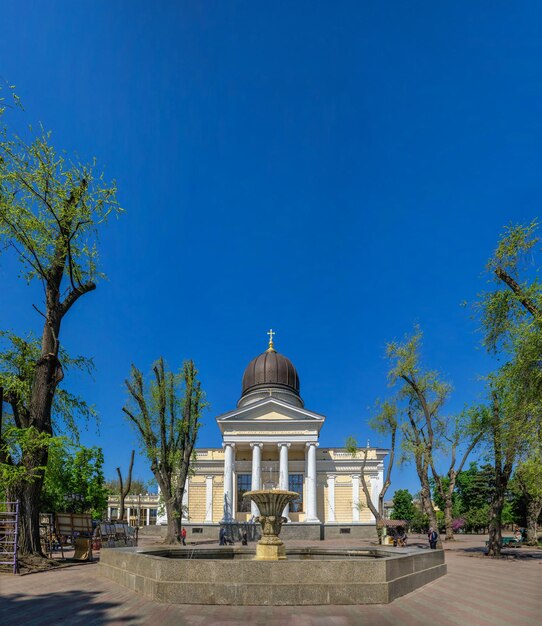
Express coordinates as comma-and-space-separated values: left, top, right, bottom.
0, 212, 48, 279
122, 406, 153, 455
60, 281, 96, 317
455, 431, 483, 477
495, 267, 541, 318
32, 304, 46, 319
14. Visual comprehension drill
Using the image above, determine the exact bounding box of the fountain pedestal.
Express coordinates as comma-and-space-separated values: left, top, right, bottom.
243, 489, 298, 561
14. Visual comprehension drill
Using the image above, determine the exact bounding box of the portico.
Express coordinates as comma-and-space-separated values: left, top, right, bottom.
217, 396, 325, 523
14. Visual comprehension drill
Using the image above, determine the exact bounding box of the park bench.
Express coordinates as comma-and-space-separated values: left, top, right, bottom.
501, 536, 522, 547
485, 536, 523, 548
98, 521, 138, 548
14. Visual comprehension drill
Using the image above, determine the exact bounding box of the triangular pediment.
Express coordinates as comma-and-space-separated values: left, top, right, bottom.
216, 398, 325, 424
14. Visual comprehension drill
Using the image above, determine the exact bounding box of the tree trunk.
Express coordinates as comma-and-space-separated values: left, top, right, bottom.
117, 450, 134, 521
487, 396, 515, 557
421, 487, 441, 547
18, 307, 63, 557
17, 473, 46, 556
416, 457, 439, 540
487, 488, 505, 556
375, 521, 385, 545
443, 496, 454, 541
155, 473, 182, 545
17, 425, 52, 558
163, 499, 182, 545
525, 496, 542, 545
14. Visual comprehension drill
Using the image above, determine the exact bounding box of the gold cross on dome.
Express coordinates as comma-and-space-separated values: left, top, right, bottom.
267, 328, 276, 351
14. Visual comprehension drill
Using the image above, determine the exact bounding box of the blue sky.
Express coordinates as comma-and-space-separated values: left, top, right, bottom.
1, 1, 541, 495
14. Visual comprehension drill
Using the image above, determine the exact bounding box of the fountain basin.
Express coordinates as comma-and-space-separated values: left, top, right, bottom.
98, 546, 446, 605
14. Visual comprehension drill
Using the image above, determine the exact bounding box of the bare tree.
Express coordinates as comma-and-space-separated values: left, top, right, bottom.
347, 401, 398, 544
116, 450, 134, 521
123, 358, 205, 544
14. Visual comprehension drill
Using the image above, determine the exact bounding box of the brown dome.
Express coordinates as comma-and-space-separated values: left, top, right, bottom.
241, 349, 300, 398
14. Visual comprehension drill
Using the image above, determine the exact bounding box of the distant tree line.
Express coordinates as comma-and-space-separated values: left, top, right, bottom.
390, 461, 541, 537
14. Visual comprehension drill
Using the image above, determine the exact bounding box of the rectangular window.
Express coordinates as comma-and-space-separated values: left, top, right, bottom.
289, 474, 304, 512
110, 508, 118, 519
237, 474, 252, 512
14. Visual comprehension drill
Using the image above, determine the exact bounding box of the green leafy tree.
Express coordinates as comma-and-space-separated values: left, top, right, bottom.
510, 455, 542, 544
0, 422, 53, 504
105, 477, 152, 496
123, 358, 206, 544
0, 87, 121, 555
386, 328, 483, 541
477, 221, 542, 555
0, 332, 97, 545
409, 506, 429, 533
41, 440, 108, 519
431, 476, 461, 521
466, 505, 491, 533
455, 463, 494, 532
391, 489, 415, 521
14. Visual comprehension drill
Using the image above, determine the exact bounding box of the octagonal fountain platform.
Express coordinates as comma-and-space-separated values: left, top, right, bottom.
100, 489, 445, 605
98, 544, 446, 605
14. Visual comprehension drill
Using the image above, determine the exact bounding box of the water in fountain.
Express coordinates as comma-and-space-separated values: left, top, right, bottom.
261, 464, 278, 490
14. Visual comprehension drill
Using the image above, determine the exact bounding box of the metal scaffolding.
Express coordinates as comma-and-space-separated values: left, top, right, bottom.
0, 501, 20, 574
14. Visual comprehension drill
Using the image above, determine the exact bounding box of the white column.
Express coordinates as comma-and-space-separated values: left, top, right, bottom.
182, 478, 189, 520
352, 474, 360, 522
305, 442, 320, 522
146, 507, 150, 525
278, 443, 291, 520
205, 475, 214, 522
126, 507, 131, 523
222, 443, 235, 521
250, 443, 262, 517
107, 506, 112, 520
156, 485, 167, 525
327, 475, 336, 523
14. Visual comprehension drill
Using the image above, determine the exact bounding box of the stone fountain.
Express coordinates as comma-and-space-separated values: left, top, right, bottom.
99, 489, 447, 605
243, 489, 298, 560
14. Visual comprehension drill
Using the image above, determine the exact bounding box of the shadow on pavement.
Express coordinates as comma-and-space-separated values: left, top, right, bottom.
455, 545, 542, 559
0, 589, 139, 625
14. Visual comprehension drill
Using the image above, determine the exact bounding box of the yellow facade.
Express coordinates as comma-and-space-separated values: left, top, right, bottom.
181, 447, 384, 525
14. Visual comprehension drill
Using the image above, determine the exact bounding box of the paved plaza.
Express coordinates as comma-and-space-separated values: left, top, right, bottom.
1, 535, 540, 625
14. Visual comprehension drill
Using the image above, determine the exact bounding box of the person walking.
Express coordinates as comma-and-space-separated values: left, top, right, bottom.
219, 526, 226, 546
428, 527, 438, 549
181, 527, 187, 546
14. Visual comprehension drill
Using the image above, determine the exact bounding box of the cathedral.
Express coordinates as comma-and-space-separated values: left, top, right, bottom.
109, 332, 388, 539
158, 332, 388, 539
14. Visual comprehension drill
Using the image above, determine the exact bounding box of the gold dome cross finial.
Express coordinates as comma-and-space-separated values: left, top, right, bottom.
267, 328, 276, 351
